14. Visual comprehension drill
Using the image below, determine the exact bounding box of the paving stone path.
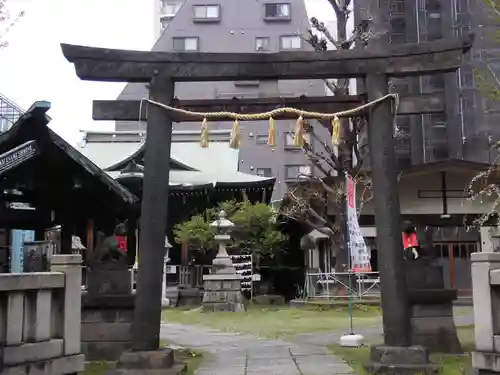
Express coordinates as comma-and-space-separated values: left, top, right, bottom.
160, 308, 474, 375
160, 323, 355, 375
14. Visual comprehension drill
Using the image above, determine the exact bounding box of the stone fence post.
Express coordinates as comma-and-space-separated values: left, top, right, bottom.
471, 252, 500, 373
50, 254, 83, 356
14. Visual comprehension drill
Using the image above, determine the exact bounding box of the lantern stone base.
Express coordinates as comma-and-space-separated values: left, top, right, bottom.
365, 345, 440, 374
202, 273, 245, 312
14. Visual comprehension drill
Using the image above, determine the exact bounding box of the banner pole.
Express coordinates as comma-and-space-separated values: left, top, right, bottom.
340, 171, 366, 347
345, 171, 354, 335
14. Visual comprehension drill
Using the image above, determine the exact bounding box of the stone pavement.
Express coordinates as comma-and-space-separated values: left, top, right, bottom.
160, 323, 355, 375
160, 307, 474, 375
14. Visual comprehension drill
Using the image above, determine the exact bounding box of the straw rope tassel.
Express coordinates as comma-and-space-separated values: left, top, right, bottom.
229, 119, 241, 149
331, 116, 340, 146
200, 117, 209, 148
143, 93, 399, 148
268, 117, 277, 147
293, 115, 305, 147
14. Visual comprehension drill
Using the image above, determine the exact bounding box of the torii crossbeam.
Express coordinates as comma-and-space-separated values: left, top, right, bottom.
61, 35, 472, 82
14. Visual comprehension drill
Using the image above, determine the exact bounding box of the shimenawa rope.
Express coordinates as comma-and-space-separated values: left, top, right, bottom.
138, 93, 399, 148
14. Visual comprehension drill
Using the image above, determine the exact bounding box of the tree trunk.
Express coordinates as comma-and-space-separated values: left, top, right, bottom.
335, 8, 352, 272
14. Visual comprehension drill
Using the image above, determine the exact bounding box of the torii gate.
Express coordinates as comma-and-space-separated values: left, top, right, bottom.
61, 35, 473, 357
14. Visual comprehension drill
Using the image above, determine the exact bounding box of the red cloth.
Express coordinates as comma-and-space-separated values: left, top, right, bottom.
116, 235, 128, 253
402, 232, 419, 249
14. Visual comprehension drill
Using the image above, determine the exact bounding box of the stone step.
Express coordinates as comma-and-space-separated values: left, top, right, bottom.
107, 362, 187, 375
364, 363, 439, 375
115, 349, 174, 369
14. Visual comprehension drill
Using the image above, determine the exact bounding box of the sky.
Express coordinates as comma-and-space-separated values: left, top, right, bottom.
0, 0, 337, 146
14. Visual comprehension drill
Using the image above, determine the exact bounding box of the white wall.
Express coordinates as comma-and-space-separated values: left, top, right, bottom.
355, 169, 496, 216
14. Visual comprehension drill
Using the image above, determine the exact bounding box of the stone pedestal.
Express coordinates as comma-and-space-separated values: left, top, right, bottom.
87, 263, 131, 295
366, 345, 439, 374
107, 348, 186, 375
406, 257, 462, 353
202, 256, 245, 312
82, 263, 134, 361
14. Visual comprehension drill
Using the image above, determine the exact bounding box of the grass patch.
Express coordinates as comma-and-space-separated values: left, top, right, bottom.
162, 304, 382, 339
174, 348, 207, 375
82, 362, 113, 375
82, 343, 208, 375
329, 325, 474, 375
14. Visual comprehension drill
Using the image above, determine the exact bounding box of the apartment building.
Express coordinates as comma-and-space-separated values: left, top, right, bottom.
354, 0, 500, 167
350, 0, 500, 293
114, 0, 328, 201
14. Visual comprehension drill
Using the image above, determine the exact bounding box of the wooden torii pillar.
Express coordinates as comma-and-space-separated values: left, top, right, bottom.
61, 35, 473, 356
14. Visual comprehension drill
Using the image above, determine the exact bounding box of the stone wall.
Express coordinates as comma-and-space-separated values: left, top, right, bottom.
81, 293, 134, 360
81, 264, 134, 361
471, 252, 500, 374
0, 254, 84, 375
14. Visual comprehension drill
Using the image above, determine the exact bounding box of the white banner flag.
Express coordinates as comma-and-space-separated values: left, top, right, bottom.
346, 174, 371, 272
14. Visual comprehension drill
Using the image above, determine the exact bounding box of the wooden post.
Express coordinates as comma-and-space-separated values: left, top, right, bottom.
448, 243, 456, 289
131, 74, 174, 351
126, 218, 137, 267
366, 73, 410, 346
181, 242, 188, 265
60, 212, 73, 255
85, 219, 94, 263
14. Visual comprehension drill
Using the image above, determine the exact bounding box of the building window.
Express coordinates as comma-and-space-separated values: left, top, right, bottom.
284, 132, 311, 147
421, 74, 444, 94
285, 165, 312, 180
460, 66, 475, 88
264, 3, 291, 20
426, 0, 441, 12
426, 14, 442, 40
255, 37, 270, 51
455, 0, 470, 14
255, 134, 269, 144
389, 0, 405, 15
193, 5, 220, 21
0, 118, 10, 132
389, 17, 406, 44
234, 80, 260, 87
389, 78, 410, 95
172, 37, 199, 51
280, 36, 301, 50
256, 168, 273, 177
160, 2, 181, 16
160, 17, 171, 30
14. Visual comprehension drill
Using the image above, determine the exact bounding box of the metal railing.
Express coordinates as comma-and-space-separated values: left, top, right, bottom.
304, 271, 380, 299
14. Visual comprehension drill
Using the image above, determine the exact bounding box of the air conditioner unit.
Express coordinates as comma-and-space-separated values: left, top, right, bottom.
159, 14, 175, 20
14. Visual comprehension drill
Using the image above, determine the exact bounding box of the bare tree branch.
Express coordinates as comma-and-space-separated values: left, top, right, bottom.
0, 0, 24, 49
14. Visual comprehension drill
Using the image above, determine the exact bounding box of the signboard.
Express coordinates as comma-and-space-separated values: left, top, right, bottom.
165, 265, 177, 274
0, 140, 39, 176
346, 174, 371, 273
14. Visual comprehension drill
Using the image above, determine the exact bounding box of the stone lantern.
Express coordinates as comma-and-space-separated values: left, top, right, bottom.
201, 211, 245, 312
161, 236, 172, 307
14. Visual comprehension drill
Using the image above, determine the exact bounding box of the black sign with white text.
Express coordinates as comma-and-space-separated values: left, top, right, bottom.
0, 140, 39, 175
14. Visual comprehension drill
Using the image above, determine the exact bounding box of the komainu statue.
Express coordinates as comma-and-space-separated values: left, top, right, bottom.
92, 221, 128, 265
